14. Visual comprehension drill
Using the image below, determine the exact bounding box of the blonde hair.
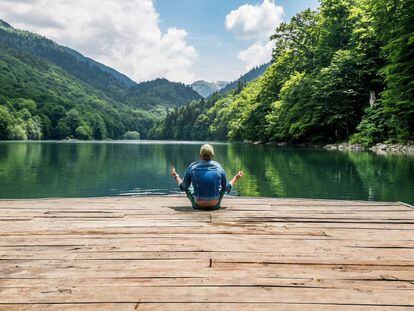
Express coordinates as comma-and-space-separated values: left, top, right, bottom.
200, 144, 214, 160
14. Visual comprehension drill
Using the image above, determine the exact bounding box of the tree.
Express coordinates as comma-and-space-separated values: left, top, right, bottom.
314, 0, 354, 67
374, 0, 414, 141
7, 123, 27, 140
0, 105, 12, 139
271, 9, 319, 71
75, 125, 92, 140
352, 0, 414, 144
149, 0, 413, 146
57, 109, 83, 139
26, 116, 42, 140
122, 131, 140, 140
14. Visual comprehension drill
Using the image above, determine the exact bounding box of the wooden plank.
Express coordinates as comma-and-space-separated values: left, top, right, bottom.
1, 304, 413, 311
1, 286, 414, 305
1, 274, 413, 290
2, 260, 414, 281
0, 196, 413, 309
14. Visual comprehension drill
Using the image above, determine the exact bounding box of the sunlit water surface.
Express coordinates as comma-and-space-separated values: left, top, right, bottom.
0, 141, 413, 204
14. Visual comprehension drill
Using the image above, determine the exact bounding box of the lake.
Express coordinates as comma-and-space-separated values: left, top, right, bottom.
0, 141, 413, 204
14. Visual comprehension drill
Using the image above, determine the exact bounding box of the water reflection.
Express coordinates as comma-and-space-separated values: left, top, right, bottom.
0, 141, 413, 204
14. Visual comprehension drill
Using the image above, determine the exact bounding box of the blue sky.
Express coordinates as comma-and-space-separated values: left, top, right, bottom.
0, 0, 319, 83
155, 0, 319, 82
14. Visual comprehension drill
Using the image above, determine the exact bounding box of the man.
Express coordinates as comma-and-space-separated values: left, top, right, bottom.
171, 144, 243, 210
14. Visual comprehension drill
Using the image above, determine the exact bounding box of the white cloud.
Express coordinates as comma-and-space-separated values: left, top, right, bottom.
225, 0, 284, 70
225, 0, 284, 40
0, 0, 197, 83
238, 41, 273, 70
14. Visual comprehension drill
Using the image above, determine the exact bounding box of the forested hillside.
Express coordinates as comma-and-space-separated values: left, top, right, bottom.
149, 94, 222, 140
0, 20, 135, 99
0, 20, 202, 140
125, 79, 201, 109
219, 63, 270, 95
0, 20, 201, 110
0, 45, 157, 140
151, 0, 414, 146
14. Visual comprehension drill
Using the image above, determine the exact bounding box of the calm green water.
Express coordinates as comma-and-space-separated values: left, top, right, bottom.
0, 141, 413, 204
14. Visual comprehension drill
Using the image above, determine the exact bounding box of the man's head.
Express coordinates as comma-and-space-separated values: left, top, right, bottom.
200, 144, 214, 161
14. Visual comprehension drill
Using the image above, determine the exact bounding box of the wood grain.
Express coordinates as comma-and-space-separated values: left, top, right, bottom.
0, 196, 413, 310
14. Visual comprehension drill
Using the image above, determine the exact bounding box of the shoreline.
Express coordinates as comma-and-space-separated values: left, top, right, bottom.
253, 140, 414, 155
1, 139, 414, 155
324, 142, 414, 155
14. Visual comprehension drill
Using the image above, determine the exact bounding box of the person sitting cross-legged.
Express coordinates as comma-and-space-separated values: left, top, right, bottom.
171, 144, 243, 210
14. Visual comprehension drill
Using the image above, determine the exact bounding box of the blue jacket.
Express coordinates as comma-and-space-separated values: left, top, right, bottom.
179, 160, 232, 200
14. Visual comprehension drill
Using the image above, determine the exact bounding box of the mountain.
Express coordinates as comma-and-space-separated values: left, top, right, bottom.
0, 19, 203, 141
0, 20, 135, 100
220, 63, 270, 94
190, 80, 228, 98
189, 63, 271, 99
150, 63, 272, 140
0, 44, 157, 140
125, 78, 202, 109
0, 19, 201, 109
0, 20, 12, 28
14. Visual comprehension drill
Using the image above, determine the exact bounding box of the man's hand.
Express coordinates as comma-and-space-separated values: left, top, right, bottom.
171, 165, 182, 186
170, 166, 179, 179
230, 170, 244, 187
235, 170, 244, 180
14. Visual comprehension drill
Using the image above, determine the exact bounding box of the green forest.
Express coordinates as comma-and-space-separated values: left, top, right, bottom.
0, 20, 201, 140
0, 0, 413, 145
151, 0, 414, 146
0, 45, 157, 140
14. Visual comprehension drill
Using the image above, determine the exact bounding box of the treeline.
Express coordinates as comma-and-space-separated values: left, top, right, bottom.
0, 46, 157, 140
151, 0, 414, 145
149, 94, 222, 140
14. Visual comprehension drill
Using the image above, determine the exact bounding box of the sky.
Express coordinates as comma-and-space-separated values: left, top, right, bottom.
0, 0, 319, 84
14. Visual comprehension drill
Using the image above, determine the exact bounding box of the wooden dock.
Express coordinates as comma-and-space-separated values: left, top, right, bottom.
0, 196, 413, 310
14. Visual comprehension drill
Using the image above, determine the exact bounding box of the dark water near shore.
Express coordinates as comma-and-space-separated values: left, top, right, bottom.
0, 141, 413, 204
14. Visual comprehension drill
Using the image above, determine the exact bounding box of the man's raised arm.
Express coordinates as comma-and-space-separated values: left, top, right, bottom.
230, 170, 244, 187
170, 166, 183, 186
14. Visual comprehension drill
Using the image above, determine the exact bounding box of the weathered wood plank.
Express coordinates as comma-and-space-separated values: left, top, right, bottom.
1, 286, 414, 305
0, 196, 413, 309
1, 274, 413, 290
1, 304, 413, 311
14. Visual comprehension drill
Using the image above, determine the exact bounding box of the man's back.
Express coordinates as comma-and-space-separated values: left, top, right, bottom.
171, 144, 243, 210
179, 160, 231, 200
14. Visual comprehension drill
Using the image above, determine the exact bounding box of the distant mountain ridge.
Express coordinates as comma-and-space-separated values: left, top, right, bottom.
190, 80, 228, 98
0, 20, 12, 28
0, 19, 201, 109
190, 64, 271, 99
220, 63, 270, 94
62, 46, 136, 87
0, 20, 135, 95
125, 78, 201, 109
